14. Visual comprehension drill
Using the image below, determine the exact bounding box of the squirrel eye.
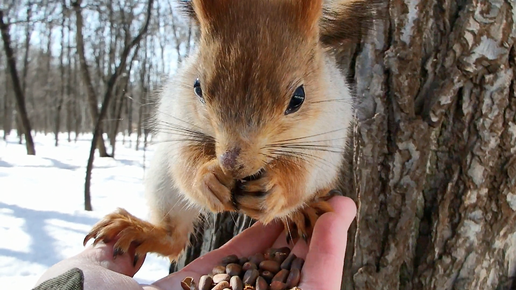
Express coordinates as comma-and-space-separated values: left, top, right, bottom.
285, 85, 305, 115
193, 78, 205, 104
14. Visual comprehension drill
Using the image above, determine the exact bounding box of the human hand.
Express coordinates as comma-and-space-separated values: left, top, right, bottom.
34, 196, 356, 290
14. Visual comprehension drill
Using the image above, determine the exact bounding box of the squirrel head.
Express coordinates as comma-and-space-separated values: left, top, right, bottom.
179, 0, 374, 179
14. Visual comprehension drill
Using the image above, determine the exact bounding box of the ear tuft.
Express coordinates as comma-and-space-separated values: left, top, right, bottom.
191, 0, 229, 29
320, 0, 384, 47
300, 0, 323, 30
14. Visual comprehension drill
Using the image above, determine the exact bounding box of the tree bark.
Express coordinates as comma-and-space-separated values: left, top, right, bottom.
0, 10, 36, 155
341, 0, 516, 289
170, 1, 516, 290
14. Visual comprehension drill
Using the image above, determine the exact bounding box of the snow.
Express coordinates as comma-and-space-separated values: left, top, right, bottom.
0, 132, 170, 289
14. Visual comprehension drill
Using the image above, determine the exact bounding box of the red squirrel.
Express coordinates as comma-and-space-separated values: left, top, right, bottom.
84, 0, 374, 262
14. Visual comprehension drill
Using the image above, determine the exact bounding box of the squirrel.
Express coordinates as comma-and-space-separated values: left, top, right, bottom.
84, 0, 374, 263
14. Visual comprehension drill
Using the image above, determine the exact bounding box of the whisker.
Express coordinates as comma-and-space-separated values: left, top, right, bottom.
125, 95, 204, 132
284, 217, 293, 243
269, 149, 327, 169
270, 148, 335, 170
151, 138, 212, 144
268, 136, 348, 146
309, 98, 353, 104
272, 128, 347, 143
154, 119, 206, 135
269, 144, 345, 154
230, 212, 238, 228
153, 128, 212, 141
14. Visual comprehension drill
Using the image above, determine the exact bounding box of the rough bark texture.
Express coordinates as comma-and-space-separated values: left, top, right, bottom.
345, 0, 515, 289
171, 0, 515, 289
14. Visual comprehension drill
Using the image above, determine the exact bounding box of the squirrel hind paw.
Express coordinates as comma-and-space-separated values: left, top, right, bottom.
283, 200, 333, 244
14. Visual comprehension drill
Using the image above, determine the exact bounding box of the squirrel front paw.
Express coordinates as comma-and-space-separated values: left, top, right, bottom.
84, 208, 189, 263
233, 172, 290, 224
194, 159, 236, 212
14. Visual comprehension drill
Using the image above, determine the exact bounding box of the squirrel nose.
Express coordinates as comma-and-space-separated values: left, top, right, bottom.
219, 147, 241, 174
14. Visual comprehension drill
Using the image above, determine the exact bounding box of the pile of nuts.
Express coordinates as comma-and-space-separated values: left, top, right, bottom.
181, 247, 303, 290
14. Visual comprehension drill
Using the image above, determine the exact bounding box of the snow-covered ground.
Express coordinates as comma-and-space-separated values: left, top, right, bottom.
0, 132, 170, 289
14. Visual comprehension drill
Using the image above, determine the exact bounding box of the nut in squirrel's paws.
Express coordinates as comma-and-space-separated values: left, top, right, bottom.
283, 199, 333, 244
84, 208, 186, 263
194, 159, 236, 212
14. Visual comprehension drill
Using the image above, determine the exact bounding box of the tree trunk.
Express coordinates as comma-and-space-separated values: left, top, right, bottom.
55, 4, 67, 147
3, 64, 13, 140
170, 1, 516, 290
170, 213, 255, 272
0, 10, 36, 155
126, 85, 133, 147
135, 82, 145, 152
21, 1, 34, 111
110, 92, 125, 157
72, 0, 110, 157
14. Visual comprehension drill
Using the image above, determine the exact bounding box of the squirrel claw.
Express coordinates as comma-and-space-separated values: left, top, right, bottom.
133, 254, 140, 267
283, 199, 333, 244
286, 234, 291, 245
113, 247, 124, 258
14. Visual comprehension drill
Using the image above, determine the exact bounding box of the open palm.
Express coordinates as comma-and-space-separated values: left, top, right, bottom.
35, 196, 356, 290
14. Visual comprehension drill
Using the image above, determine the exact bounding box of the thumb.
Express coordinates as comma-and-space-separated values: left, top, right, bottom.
299, 196, 357, 289
86, 241, 147, 277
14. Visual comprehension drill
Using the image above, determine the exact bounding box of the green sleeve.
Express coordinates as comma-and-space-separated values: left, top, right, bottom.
32, 268, 84, 290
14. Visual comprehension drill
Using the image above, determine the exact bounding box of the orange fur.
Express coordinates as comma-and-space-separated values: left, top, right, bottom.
84, 209, 191, 261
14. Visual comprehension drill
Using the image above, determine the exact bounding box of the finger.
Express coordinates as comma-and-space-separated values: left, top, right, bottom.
273, 196, 355, 259
181, 219, 283, 274
88, 241, 146, 277
272, 230, 289, 248
35, 242, 146, 290
299, 196, 356, 289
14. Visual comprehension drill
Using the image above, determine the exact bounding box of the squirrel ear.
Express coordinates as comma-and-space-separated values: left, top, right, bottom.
190, 0, 227, 29
177, 0, 220, 28
297, 0, 323, 32
320, 0, 383, 47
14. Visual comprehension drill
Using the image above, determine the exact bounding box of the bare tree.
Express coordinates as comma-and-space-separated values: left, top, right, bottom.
0, 10, 36, 155
81, 0, 154, 211
72, 0, 110, 157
